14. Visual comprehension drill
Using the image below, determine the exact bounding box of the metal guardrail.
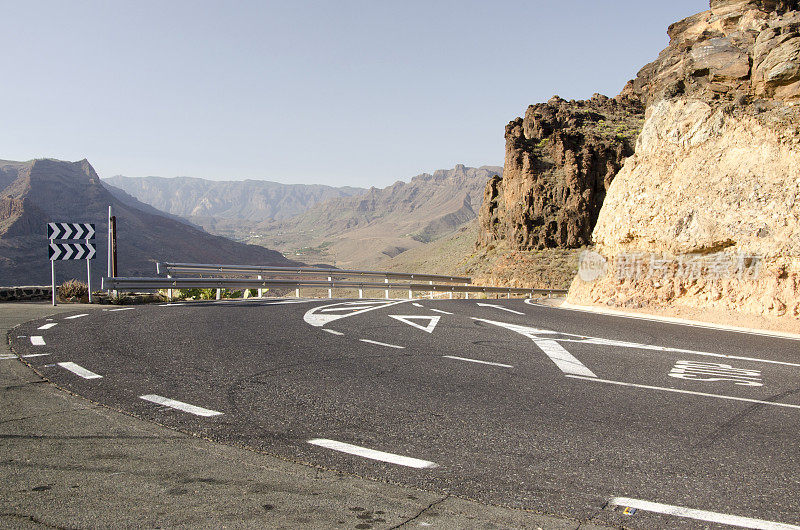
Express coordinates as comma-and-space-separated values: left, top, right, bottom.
102, 276, 567, 299
156, 262, 471, 284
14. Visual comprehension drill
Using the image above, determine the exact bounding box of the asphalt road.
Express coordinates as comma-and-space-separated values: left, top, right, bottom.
10, 298, 800, 529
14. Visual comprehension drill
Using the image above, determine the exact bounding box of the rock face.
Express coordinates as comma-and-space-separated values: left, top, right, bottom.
0, 158, 298, 286
477, 93, 644, 250
568, 0, 800, 321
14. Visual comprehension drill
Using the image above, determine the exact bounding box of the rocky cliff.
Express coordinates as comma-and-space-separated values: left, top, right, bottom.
0, 159, 298, 286
477, 93, 644, 250
568, 0, 800, 323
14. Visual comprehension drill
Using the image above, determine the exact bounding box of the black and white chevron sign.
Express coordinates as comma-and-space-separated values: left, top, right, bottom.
47, 222, 95, 240
49, 241, 96, 261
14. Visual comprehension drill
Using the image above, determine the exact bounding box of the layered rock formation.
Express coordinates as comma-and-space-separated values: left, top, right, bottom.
568, 0, 800, 321
478, 93, 644, 250
0, 158, 297, 286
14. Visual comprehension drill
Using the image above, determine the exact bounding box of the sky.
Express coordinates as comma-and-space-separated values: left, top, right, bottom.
1, 0, 703, 188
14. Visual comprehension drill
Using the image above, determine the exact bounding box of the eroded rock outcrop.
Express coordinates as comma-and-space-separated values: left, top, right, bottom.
568, 0, 800, 321
477, 94, 644, 250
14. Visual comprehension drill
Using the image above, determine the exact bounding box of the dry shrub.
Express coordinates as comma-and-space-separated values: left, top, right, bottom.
58, 279, 88, 302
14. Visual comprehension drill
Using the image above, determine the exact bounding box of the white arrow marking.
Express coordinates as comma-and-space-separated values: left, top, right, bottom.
477, 303, 524, 315
304, 300, 407, 327
607, 497, 800, 529
49, 242, 62, 260
473, 318, 596, 377
63, 244, 75, 260
38, 323, 58, 330
389, 315, 440, 334
308, 439, 438, 469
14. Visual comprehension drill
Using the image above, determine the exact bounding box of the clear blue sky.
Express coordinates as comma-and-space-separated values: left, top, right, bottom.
2, 0, 703, 187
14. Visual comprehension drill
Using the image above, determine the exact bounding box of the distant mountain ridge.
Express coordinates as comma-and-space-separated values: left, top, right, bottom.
103, 175, 367, 223
254, 164, 503, 267
0, 158, 298, 286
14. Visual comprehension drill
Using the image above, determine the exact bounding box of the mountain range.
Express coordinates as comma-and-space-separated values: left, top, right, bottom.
0, 158, 297, 286
104, 175, 366, 238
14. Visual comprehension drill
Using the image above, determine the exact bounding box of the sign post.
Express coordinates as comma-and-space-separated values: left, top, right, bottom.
47, 222, 96, 306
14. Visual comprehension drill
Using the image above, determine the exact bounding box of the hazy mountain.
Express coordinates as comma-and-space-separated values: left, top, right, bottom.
0, 158, 298, 286
103, 175, 367, 226
254, 164, 503, 268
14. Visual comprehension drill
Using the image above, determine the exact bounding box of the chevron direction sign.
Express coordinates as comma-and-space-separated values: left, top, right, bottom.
47, 222, 95, 240
49, 241, 97, 261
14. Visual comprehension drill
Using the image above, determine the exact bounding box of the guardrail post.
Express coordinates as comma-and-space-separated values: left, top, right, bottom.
384, 277, 389, 300
216, 288, 221, 300
258, 275, 263, 298
449, 289, 453, 299
296, 287, 300, 298
358, 287, 363, 299
465, 283, 469, 299
328, 277, 332, 299
167, 274, 173, 301
408, 288, 412, 300
508, 289, 511, 299
429, 280, 433, 299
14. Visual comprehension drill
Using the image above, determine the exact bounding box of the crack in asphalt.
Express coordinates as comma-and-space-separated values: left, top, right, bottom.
389, 493, 450, 529
0, 408, 93, 426
693, 386, 800, 448
0, 512, 75, 530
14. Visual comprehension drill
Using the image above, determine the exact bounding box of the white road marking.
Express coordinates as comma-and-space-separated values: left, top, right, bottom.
30, 336, 45, 346
412, 303, 424, 308
64, 313, 89, 320
323, 329, 344, 336
568, 375, 800, 410
360, 339, 405, 349
477, 303, 524, 315
159, 303, 185, 307
474, 318, 800, 368
38, 323, 58, 330
308, 439, 438, 469
429, 308, 453, 315
389, 315, 440, 334
474, 319, 596, 377
607, 497, 800, 529
109, 307, 134, 312
443, 355, 513, 368
669, 360, 762, 387
559, 302, 800, 341
0, 353, 51, 360
57, 362, 102, 379
304, 300, 407, 327
139, 394, 223, 417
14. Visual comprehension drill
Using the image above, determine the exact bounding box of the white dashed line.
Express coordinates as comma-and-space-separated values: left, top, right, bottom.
109, 307, 135, 312
57, 362, 103, 379
476, 303, 524, 315
412, 303, 424, 308
0, 353, 51, 361
360, 339, 405, 349
429, 308, 453, 315
38, 323, 58, 330
30, 336, 45, 346
323, 329, 344, 336
64, 314, 89, 320
139, 394, 223, 417
159, 303, 186, 307
443, 355, 513, 368
568, 375, 800, 410
607, 497, 800, 529
308, 439, 438, 469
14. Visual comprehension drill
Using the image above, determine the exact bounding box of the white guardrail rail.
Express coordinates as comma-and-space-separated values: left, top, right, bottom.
100, 262, 567, 300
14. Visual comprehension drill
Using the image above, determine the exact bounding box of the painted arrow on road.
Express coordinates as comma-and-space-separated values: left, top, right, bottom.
473, 318, 597, 377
